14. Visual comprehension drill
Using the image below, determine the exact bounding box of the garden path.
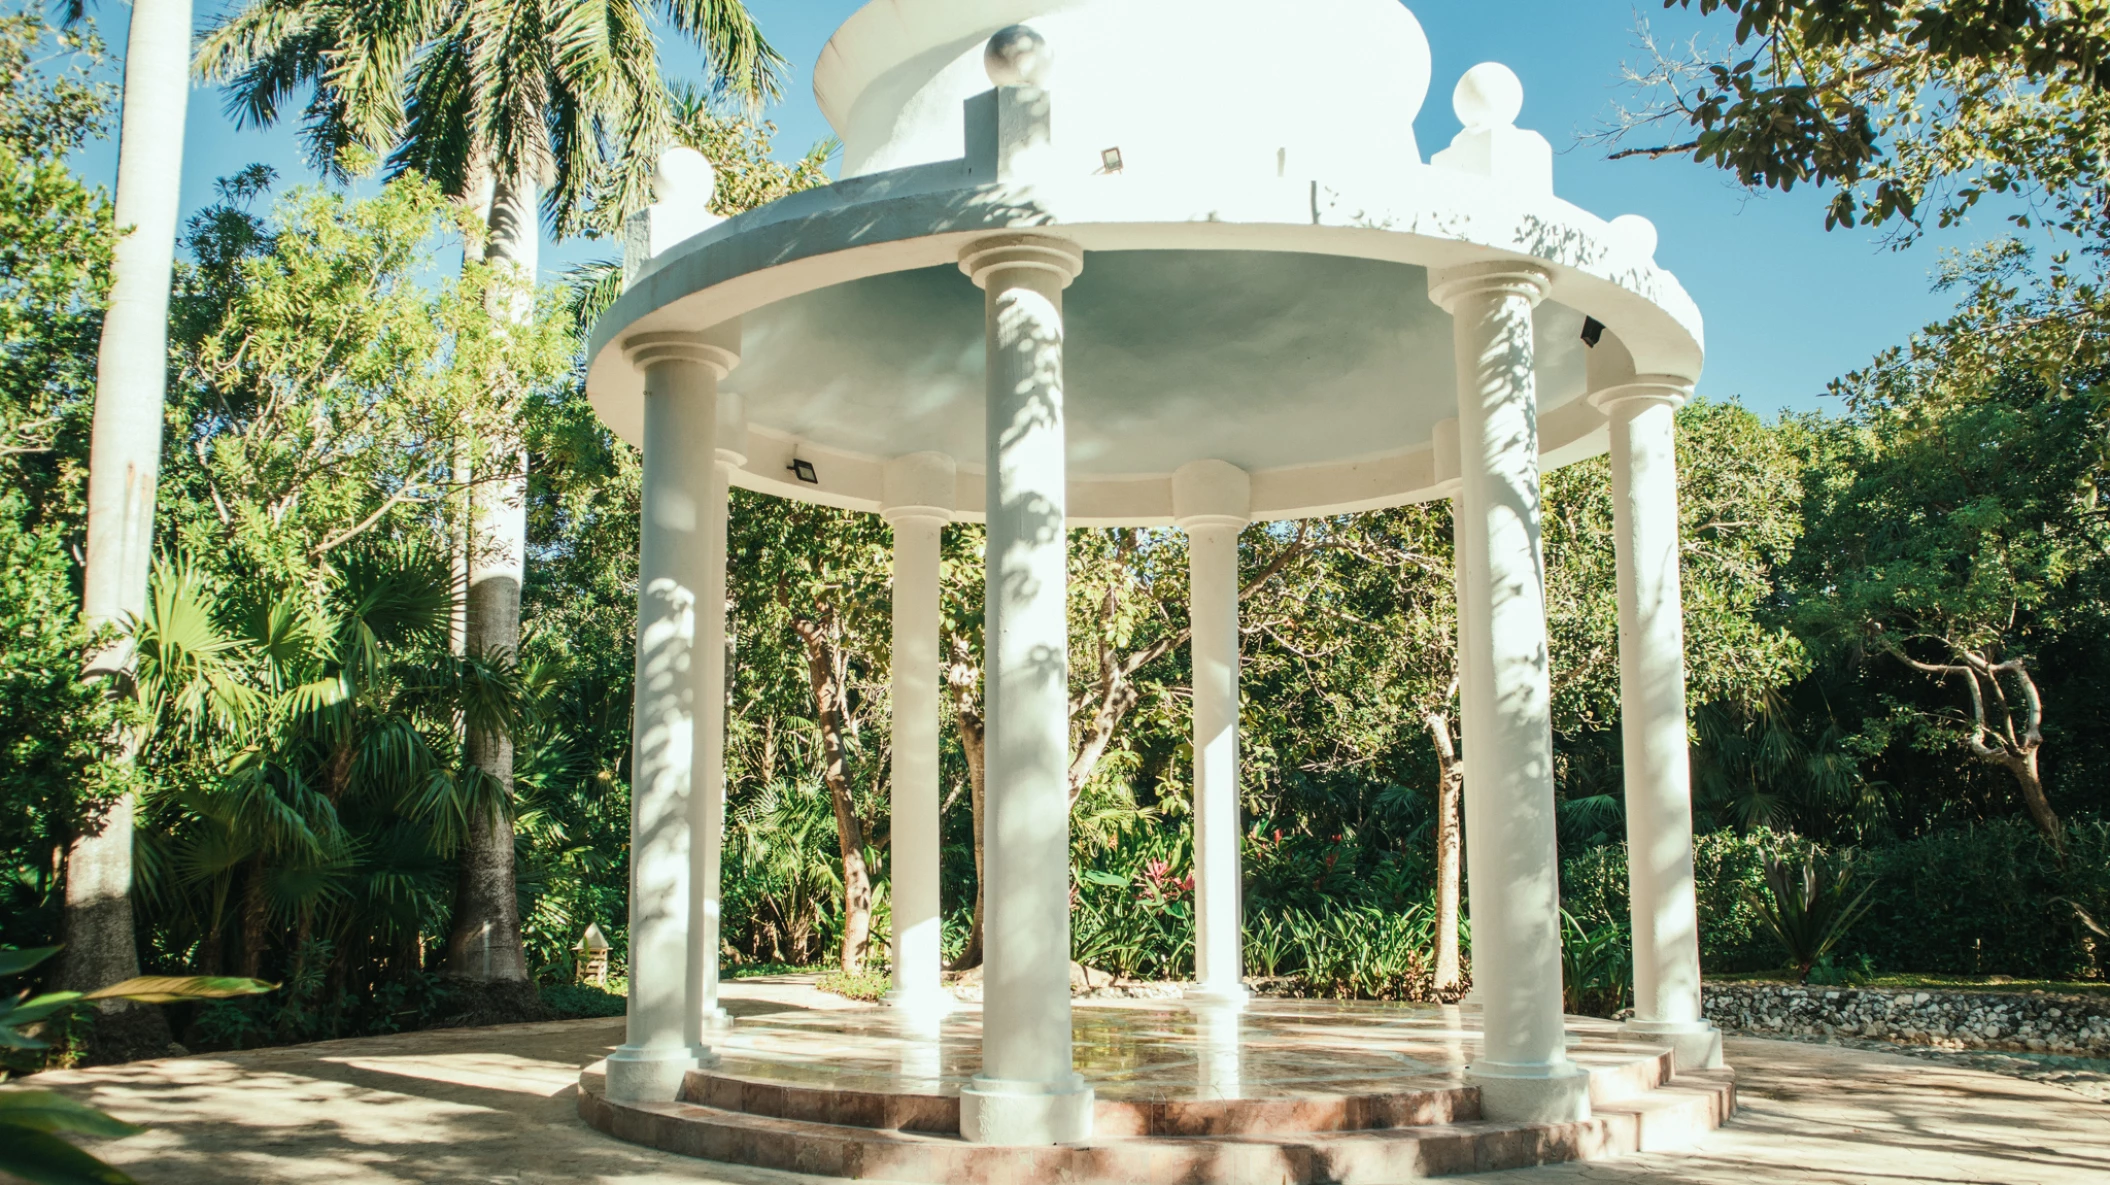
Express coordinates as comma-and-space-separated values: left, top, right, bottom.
18, 979, 2105, 1185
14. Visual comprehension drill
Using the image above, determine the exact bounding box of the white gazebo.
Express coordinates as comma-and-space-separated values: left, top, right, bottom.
584, 0, 1724, 1160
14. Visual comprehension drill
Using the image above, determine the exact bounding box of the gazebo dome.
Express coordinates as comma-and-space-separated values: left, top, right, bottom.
587, 2, 1703, 525
813, 0, 1434, 181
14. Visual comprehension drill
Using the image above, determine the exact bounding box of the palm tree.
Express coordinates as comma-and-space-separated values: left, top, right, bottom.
193, 0, 784, 998
132, 548, 528, 1032
62, 0, 198, 1058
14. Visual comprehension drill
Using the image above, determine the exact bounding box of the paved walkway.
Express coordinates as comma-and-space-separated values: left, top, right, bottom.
18, 980, 2106, 1185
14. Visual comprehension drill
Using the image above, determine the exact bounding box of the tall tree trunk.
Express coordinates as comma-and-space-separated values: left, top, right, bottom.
792, 614, 874, 973
946, 636, 988, 970
1425, 709, 1464, 994
61, 0, 195, 1059
443, 172, 536, 988
2001, 748, 2064, 854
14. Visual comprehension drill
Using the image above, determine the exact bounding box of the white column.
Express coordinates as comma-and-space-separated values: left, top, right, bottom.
1593, 378, 1723, 1072
1429, 262, 1591, 1124
608, 327, 738, 1103
692, 398, 746, 1035
1174, 460, 1252, 1007
958, 233, 1092, 1146
883, 452, 958, 1019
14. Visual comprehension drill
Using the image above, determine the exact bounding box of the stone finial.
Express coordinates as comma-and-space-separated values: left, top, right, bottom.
1453, 62, 1524, 130
1432, 61, 1553, 193
647, 146, 723, 258
1609, 214, 1660, 261
985, 25, 1052, 89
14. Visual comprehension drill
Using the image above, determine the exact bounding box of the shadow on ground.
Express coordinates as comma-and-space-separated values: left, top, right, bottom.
20, 980, 2109, 1185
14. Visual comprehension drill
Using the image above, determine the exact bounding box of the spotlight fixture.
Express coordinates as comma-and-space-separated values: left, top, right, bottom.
1101, 146, 1124, 174
789, 458, 819, 484
1580, 317, 1606, 348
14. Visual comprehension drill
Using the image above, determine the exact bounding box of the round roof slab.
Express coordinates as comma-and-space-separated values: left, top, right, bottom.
729, 251, 1588, 479
586, 1, 1706, 526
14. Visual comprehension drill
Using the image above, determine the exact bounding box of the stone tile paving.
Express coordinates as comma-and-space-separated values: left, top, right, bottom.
13, 980, 2107, 1185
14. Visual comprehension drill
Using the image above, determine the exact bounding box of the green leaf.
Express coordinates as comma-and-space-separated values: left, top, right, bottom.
1080, 870, 1129, 888
0, 1125, 139, 1185
0, 947, 61, 978
80, 976, 274, 1004
0, 990, 86, 1028
0, 1090, 145, 1137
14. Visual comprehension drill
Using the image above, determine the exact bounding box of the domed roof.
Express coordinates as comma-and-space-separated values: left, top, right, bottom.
814, 0, 1432, 180
586, 1, 1703, 526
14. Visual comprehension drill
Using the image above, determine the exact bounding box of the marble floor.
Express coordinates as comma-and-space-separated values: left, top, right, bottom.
704, 998, 1663, 1103
23, 979, 2104, 1184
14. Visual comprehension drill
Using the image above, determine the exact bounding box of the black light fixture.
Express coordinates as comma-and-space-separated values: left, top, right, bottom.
789, 458, 820, 484
1580, 317, 1606, 348
1101, 146, 1124, 174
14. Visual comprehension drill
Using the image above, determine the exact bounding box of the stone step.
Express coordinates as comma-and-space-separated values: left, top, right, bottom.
684, 1068, 1480, 1137
582, 1070, 1739, 1185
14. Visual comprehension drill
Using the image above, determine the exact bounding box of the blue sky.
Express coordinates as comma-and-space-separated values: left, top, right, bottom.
74, 1, 2014, 417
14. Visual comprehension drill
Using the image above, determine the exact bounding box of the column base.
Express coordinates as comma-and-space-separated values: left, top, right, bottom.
883, 987, 958, 1021
1181, 983, 1252, 1011
1621, 1018, 1724, 1071
1469, 1059, 1592, 1124
960, 1074, 1095, 1145
700, 1006, 734, 1033
605, 1044, 709, 1103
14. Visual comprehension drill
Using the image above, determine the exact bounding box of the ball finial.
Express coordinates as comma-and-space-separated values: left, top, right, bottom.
1609, 214, 1659, 259
986, 25, 1052, 88
654, 146, 717, 207
1453, 62, 1524, 129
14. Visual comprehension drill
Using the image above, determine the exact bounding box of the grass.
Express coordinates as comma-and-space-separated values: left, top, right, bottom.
725, 962, 830, 980
815, 967, 892, 1003
1710, 970, 2110, 997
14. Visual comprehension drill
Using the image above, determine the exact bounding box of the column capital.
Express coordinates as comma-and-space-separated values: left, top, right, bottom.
624, 325, 741, 378
1588, 375, 1693, 416
1173, 459, 1252, 531
882, 451, 957, 525
1427, 260, 1554, 314
959, 233, 1085, 291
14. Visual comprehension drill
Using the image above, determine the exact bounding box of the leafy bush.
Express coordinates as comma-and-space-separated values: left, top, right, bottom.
1746, 851, 1877, 980
1563, 819, 2109, 980
540, 983, 626, 1019
1561, 912, 1632, 1017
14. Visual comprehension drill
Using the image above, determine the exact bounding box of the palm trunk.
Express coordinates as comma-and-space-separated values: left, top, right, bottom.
61, 0, 194, 1060
946, 637, 987, 970
1426, 710, 1464, 994
793, 614, 874, 973
443, 172, 536, 987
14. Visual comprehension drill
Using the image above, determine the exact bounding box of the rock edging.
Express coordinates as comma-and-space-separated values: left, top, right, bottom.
1703, 983, 2110, 1057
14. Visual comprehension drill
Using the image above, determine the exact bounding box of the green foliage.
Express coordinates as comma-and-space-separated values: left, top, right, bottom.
0, 8, 123, 952
815, 968, 891, 1004
193, 0, 787, 235
539, 982, 626, 1019
1561, 912, 1634, 1018
1633, 1, 2110, 239
0, 946, 268, 1185
1746, 851, 1879, 980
